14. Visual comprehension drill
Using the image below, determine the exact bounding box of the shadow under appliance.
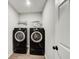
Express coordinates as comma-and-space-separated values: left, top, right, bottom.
13, 28, 27, 54
30, 28, 45, 55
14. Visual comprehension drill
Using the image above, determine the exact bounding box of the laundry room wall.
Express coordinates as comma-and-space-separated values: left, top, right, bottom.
19, 13, 42, 27
8, 4, 19, 57
42, 0, 56, 59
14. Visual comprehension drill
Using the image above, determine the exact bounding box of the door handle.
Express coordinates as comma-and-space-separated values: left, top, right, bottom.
53, 46, 62, 59
52, 46, 58, 51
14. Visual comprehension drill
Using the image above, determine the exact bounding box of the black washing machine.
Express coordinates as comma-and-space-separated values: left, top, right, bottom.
13, 28, 27, 54
30, 28, 45, 55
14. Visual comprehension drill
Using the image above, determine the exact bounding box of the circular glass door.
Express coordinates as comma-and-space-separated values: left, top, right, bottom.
31, 31, 42, 43
15, 31, 25, 42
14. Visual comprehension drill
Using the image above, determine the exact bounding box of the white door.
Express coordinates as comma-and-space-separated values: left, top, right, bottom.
54, 1, 70, 59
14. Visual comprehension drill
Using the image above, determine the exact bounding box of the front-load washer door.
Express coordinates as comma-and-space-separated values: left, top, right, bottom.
31, 31, 42, 43
15, 31, 25, 42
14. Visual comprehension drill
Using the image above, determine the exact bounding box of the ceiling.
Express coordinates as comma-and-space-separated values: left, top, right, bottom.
9, 0, 47, 14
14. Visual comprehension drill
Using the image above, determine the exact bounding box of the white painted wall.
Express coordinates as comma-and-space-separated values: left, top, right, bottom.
8, 4, 18, 57
19, 13, 42, 27
42, 0, 56, 59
